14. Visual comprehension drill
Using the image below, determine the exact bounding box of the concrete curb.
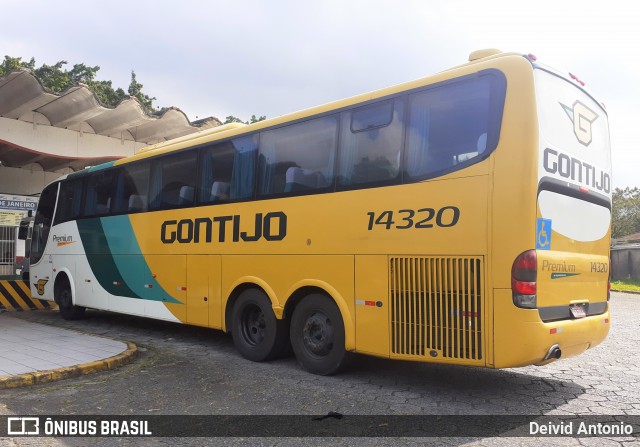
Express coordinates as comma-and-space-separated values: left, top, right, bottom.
0, 341, 138, 390
611, 289, 640, 295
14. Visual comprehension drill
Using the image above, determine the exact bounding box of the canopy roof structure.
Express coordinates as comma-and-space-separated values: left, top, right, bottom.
0, 69, 221, 172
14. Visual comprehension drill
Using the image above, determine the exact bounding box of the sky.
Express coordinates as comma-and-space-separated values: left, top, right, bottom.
2, 0, 638, 188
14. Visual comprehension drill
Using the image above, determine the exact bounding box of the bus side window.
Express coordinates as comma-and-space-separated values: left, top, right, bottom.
112, 163, 150, 214
258, 116, 337, 196
54, 178, 83, 225
406, 76, 497, 180
149, 151, 198, 210
198, 135, 258, 204
338, 99, 404, 187
198, 141, 235, 203
84, 171, 115, 217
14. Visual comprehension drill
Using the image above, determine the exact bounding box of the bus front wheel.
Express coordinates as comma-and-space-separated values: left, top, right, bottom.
55, 279, 86, 321
290, 294, 347, 375
231, 289, 288, 362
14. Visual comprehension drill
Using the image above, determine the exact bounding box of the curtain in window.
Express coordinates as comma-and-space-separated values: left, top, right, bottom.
258, 132, 276, 195
149, 164, 163, 209
84, 181, 97, 216
406, 96, 431, 178
337, 112, 358, 185
113, 171, 126, 213
71, 181, 83, 217
199, 150, 214, 202
230, 135, 257, 199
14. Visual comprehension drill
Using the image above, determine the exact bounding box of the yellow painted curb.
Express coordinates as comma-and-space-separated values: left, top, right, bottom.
0, 342, 138, 390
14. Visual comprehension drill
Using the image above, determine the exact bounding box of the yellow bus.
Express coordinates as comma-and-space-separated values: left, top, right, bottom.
29, 49, 611, 375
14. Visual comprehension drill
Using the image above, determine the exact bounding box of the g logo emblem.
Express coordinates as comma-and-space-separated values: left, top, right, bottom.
561, 101, 598, 146
35, 279, 48, 296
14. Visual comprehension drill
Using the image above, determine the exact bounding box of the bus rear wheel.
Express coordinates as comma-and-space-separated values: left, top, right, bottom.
231, 289, 288, 362
290, 294, 347, 375
55, 279, 85, 321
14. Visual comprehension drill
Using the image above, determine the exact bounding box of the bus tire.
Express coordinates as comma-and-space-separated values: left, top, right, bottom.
56, 279, 86, 321
290, 293, 347, 375
231, 289, 288, 362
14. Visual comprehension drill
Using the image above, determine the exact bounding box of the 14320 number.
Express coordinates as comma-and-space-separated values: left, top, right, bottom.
366, 207, 460, 230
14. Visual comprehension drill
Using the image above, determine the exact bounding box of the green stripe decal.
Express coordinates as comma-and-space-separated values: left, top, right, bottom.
550, 273, 580, 280
67, 161, 116, 180
77, 218, 139, 298
77, 217, 181, 304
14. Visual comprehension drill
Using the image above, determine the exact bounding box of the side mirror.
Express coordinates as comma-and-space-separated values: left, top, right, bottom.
18, 225, 28, 240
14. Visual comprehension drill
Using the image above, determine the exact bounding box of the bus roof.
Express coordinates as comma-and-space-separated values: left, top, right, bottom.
64, 50, 543, 180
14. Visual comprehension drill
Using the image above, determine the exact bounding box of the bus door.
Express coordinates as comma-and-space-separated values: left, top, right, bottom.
30, 183, 57, 300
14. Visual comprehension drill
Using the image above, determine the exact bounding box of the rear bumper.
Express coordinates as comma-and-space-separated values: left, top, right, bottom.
493, 289, 610, 368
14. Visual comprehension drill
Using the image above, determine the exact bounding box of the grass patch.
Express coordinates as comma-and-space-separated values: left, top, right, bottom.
611, 279, 640, 293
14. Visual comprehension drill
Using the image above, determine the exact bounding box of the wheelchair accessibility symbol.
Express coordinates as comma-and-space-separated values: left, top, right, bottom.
536, 218, 552, 250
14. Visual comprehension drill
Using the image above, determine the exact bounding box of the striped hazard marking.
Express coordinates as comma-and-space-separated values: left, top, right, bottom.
0, 280, 57, 312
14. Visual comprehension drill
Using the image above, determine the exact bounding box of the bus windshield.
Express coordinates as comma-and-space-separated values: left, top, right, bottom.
30, 182, 57, 265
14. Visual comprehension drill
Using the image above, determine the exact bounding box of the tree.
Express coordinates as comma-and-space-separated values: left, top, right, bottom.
33, 60, 73, 92
249, 114, 267, 123
0, 56, 35, 75
127, 71, 156, 114
612, 187, 640, 239
1, 55, 156, 114
89, 79, 127, 108
223, 115, 245, 124
223, 115, 266, 125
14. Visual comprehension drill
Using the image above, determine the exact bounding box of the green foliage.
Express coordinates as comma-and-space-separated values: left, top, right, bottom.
33, 60, 73, 92
249, 114, 267, 124
0, 56, 35, 75
224, 115, 267, 125
223, 115, 244, 124
1, 55, 156, 114
610, 279, 640, 293
127, 71, 156, 113
612, 187, 640, 239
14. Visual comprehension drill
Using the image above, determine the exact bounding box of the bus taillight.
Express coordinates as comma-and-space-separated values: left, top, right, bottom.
511, 250, 537, 308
